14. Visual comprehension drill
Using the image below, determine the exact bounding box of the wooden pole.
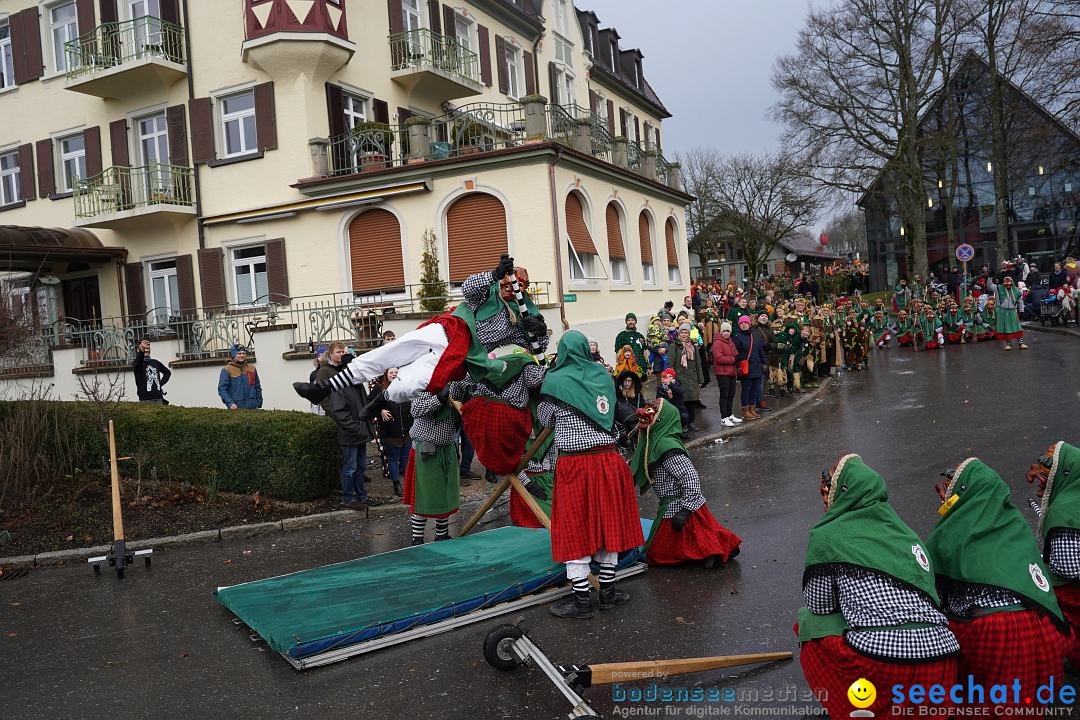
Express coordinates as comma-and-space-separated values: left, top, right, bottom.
586, 651, 793, 686
459, 427, 554, 537
510, 475, 551, 530
108, 419, 124, 541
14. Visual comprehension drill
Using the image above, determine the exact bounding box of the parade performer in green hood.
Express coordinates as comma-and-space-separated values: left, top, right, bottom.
797, 454, 958, 718
539, 330, 644, 620
402, 384, 464, 544
995, 275, 1028, 351
894, 309, 915, 347
892, 278, 912, 314
1028, 441, 1080, 667
869, 310, 891, 348
630, 399, 740, 567
928, 457, 1068, 704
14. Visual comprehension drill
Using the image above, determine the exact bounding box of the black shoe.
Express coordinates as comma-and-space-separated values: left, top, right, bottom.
393, 483, 403, 496
757, 404, 771, 412
704, 555, 718, 569
485, 470, 498, 484
343, 500, 366, 510
687, 423, 700, 431
549, 594, 594, 619
360, 497, 383, 507
293, 381, 331, 404
598, 586, 631, 610
460, 469, 480, 480
728, 546, 740, 560
434, 534, 452, 542
411, 537, 425, 546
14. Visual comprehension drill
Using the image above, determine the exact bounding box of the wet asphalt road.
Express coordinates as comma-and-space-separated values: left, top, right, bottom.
2, 331, 1079, 720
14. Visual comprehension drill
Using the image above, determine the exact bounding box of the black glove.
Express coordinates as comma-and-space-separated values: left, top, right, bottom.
493, 254, 515, 280
522, 314, 547, 339
525, 481, 548, 501
436, 385, 451, 405
671, 508, 692, 532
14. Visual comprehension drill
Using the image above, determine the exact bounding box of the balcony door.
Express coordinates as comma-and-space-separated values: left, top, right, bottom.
136, 111, 171, 204
129, 0, 163, 56
148, 259, 179, 325
401, 0, 423, 57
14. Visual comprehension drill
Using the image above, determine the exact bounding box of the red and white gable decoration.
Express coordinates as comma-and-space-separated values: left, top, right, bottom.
245, 0, 349, 42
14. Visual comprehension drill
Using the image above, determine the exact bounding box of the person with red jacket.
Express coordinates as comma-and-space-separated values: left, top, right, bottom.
710, 321, 741, 428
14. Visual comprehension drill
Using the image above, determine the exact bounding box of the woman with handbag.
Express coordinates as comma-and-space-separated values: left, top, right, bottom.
733, 315, 767, 421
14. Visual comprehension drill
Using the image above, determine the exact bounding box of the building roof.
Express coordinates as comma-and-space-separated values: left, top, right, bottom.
577, 9, 671, 120
778, 235, 841, 259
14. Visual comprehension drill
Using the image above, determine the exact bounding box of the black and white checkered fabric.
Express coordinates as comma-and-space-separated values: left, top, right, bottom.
804, 564, 959, 660
461, 362, 544, 409
941, 582, 1023, 618
650, 450, 706, 518
1047, 528, 1080, 579
409, 388, 460, 446
462, 271, 550, 354
523, 439, 558, 475
537, 399, 617, 453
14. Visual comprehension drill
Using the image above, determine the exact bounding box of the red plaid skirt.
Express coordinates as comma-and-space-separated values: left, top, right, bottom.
897, 332, 913, 346
800, 635, 957, 717
420, 314, 471, 395
646, 504, 741, 565
949, 610, 1068, 705
1056, 584, 1080, 667
550, 447, 644, 562
996, 330, 1024, 340
402, 448, 458, 519
460, 397, 533, 476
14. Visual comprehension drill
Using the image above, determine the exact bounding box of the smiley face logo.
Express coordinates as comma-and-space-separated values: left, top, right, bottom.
847, 678, 876, 709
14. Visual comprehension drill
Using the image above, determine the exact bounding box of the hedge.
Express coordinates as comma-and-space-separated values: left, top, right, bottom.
0, 401, 341, 501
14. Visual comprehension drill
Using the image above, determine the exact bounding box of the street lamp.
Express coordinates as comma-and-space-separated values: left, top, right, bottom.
928, 196, 934, 208
900, 226, 905, 237
987, 161, 993, 172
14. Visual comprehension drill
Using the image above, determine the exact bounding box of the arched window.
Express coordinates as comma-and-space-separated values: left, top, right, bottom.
446, 193, 508, 283
348, 209, 404, 293
605, 202, 628, 283
565, 190, 599, 280
638, 211, 655, 284
665, 217, 681, 284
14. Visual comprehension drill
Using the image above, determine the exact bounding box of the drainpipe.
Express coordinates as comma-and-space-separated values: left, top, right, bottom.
547, 144, 569, 331
181, 0, 205, 250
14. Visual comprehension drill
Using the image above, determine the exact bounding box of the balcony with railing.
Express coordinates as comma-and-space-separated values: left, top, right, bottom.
389, 28, 483, 100
310, 100, 683, 192
73, 164, 195, 229
64, 16, 186, 98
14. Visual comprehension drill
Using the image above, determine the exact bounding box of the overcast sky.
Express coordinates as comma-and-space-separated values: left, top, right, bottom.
578, 0, 818, 157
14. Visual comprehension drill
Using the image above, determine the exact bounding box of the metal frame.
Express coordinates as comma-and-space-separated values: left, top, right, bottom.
239, 563, 647, 671
505, 632, 598, 718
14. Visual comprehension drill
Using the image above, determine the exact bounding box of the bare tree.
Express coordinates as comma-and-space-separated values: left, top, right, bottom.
1037, 1, 1080, 127
679, 147, 725, 257
824, 210, 869, 257
773, 0, 957, 279
709, 152, 825, 281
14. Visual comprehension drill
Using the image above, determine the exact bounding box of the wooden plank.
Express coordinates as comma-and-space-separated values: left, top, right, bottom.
588, 651, 794, 686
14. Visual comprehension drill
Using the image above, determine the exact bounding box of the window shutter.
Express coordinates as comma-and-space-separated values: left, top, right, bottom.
11, 8, 44, 85
548, 61, 559, 105
634, 117, 640, 143
188, 98, 214, 164
124, 262, 146, 321
254, 82, 277, 151
76, 0, 95, 37
477, 25, 491, 86
442, 5, 455, 38
654, 127, 662, 153
494, 36, 508, 94
35, 140, 54, 198
16, 144, 35, 202
349, 209, 405, 292
523, 51, 537, 95
565, 192, 597, 256
325, 83, 345, 137
665, 218, 679, 268
175, 253, 196, 312
397, 107, 414, 123
166, 105, 189, 167
109, 118, 129, 165
619, 108, 627, 137
197, 247, 227, 311
99, 0, 118, 23
643, 121, 653, 149
387, 0, 403, 34
265, 238, 290, 303
372, 99, 389, 125
589, 90, 598, 114
638, 212, 653, 264
160, 0, 180, 26
428, 0, 441, 34
605, 100, 615, 135
606, 204, 625, 259
83, 126, 102, 178
446, 193, 508, 283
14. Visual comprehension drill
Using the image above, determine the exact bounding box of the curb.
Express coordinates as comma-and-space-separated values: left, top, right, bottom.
0, 503, 411, 570
685, 376, 836, 450
1022, 322, 1080, 339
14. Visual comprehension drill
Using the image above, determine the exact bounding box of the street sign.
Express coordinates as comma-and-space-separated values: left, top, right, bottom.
955, 243, 975, 262
562, 293, 577, 303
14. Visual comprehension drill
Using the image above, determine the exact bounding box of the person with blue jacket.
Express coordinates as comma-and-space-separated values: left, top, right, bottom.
733, 315, 768, 421
218, 344, 263, 409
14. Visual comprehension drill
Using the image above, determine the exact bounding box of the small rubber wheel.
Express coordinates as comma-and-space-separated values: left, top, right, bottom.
116, 565, 125, 579
93, 564, 101, 575
483, 624, 524, 671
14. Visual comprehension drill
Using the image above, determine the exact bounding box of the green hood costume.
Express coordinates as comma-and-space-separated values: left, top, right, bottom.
629, 399, 686, 492
540, 330, 615, 431
1039, 442, 1080, 556
928, 458, 1065, 627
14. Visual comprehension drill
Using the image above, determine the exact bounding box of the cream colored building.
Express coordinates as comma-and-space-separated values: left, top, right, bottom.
0, 0, 689, 409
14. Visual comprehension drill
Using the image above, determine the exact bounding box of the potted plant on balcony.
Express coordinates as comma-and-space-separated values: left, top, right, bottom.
451, 117, 486, 156
352, 121, 395, 172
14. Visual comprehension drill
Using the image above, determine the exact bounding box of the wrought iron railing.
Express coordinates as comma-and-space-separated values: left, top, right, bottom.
389, 28, 480, 85
65, 16, 185, 79
626, 139, 644, 173
74, 164, 194, 220
656, 151, 673, 186
0, 331, 53, 375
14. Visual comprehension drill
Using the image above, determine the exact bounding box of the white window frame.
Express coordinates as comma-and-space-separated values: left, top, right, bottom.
611, 257, 629, 284
0, 150, 21, 206
553, 0, 569, 36
147, 257, 179, 324
47, 1, 79, 74
218, 89, 258, 159
0, 21, 14, 90
401, 0, 424, 33
503, 42, 522, 99
453, 12, 474, 53
642, 262, 655, 284
553, 64, 574, 107
669, 265, 682, 285
641, 214, 656, 285
230, 243, 269, 308
609, 40, 617, 72
56, 132, 87, 193
567, 241, 607, 282
342, 92, 367, 131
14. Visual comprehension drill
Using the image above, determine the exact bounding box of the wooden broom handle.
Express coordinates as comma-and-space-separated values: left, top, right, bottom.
586, 651, 793, 685
459, 427, 554, 536
108, 420, 124, 541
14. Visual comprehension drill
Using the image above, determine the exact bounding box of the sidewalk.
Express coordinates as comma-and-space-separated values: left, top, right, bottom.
1023, 321, 1080, 339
